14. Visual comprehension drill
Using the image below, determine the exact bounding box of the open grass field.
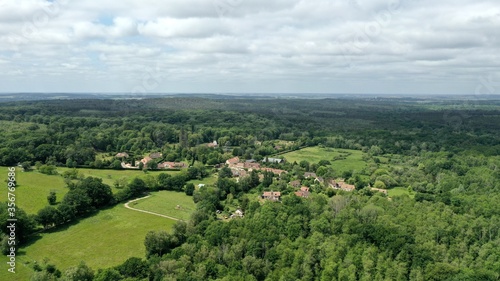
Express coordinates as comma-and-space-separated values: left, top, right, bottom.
281, 147, 368, 173
0, 204, 176, 281
0, 167, 183, 214
188, 174, 218, 187
388, 187, 414, 198
0, 167, 68, 215
131, 191, 196, 221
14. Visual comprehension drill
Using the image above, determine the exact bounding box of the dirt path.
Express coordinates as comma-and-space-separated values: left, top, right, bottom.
124, 195, 182, 221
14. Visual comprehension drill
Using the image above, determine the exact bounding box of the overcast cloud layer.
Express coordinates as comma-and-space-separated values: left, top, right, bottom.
0, 0, 499, 95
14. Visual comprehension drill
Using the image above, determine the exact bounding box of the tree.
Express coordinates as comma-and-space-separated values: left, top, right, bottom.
128, 178, 147, 197
263, 171, 273, 188
147, 159, 158, 170
113, 177, 128, 189
110, 160, 122, 170
185, 183, 195, 196
63, 261, 94, 281
36, 206, 60, 229
250, 170, 260, 188
144, 230, 178, 258
0, 202, 36, 243
369, 145, 383, 156
299, 160, 310, 171
374, 180, 387, 189
47, 191, 57, 205
94, 269, 122, 281
219, 167, 233, 179
76, 177, 113, 208
61, 189, 93, 216
56, 203, 76, 224
38, 164, 57, 175
21, 161, 32, 171
116, 257, 149, 279
157, 173, 172, 190
318, 160, 331, 166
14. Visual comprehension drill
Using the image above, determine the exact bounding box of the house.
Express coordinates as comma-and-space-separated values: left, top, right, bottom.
263, 157, 284, 164
234, 209, 244, 217
262, 191, 281, 201
231, 168, 247, 178
149, 152, 163, 159
259, 167, 287, 176
294, 186, 310, 198
198, 184, 205, 188
244, 162, 261, 170
328, 179, 356, 192
314, 177, 325, 184
226, 157, 240, 166
289, 180, 301, 188
304, 172, 317, 179
233, 162, 245, 169
158, 162, 187, 169
207, 140, 218, 148
140, 156, 152, 166
371, 188, 388, 195
115, 152, 129, 158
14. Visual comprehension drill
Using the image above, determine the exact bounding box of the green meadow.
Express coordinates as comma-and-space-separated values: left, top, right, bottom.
281, 147, 367, 173
131, 191, 196, 221
0, 167, 68, 214
1, 204, 175, 281
0, 167, 195, 280
0, 167, 183, 214
388, 187, 414, 198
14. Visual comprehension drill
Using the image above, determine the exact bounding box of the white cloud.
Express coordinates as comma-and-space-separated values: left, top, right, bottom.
0, 0, 499, 94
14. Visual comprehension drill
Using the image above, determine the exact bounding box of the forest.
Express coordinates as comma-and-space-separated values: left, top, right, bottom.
0, 96, 499, 281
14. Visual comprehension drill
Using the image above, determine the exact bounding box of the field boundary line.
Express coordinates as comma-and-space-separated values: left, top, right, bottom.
124, 195, 183, 221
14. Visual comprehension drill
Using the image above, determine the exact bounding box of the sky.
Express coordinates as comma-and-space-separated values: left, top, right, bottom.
0, 0, 499, 95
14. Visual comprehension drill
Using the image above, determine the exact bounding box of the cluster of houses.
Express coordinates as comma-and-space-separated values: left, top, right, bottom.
117, 152, 187, 170
225, 157, 287, 179
260, 171, 357, 201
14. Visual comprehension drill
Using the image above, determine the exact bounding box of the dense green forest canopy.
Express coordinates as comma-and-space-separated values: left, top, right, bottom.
0, 96, 499, 280
0, 97, 499, 168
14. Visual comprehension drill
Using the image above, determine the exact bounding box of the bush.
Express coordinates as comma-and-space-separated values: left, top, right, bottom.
38, 164, 58, 175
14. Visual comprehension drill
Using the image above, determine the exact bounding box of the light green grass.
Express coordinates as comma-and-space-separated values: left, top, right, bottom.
388, 187, 414, 198
0, 167, 68, 215
0, 167, 182, 214
131, 191, 196, 221
281, 147, 367, 173
188, 174, 218, 187
6, 204, 175, 280
0, 256, 32, 281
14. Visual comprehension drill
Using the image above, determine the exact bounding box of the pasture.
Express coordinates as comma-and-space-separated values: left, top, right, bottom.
281, 147, 367, 173
0, 167, 68, 214
13, 204, 175, 279
388, 187, 414, 198
131, 191, 196, 221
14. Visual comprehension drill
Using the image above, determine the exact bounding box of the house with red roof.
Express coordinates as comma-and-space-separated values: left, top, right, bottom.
262, 191, 281, 201
226, 157, 240, 166
294, 186, 310, 198
328, 179, 356, 192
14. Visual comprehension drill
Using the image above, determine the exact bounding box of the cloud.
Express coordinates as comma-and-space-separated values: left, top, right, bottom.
0, 0, 499, 94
